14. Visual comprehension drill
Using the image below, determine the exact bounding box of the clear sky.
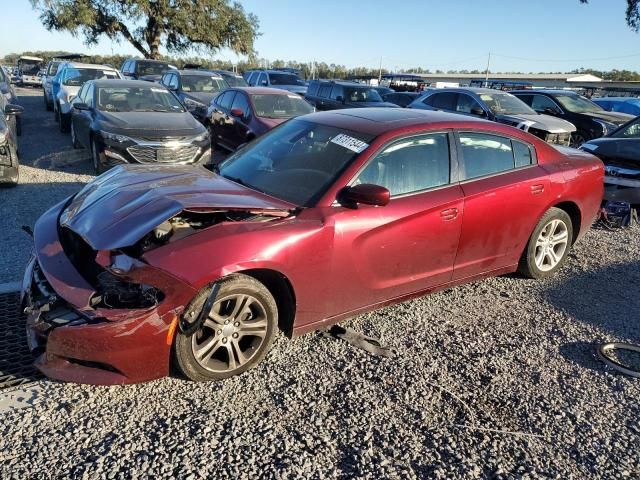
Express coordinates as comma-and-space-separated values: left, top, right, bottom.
1, 0, 639, 72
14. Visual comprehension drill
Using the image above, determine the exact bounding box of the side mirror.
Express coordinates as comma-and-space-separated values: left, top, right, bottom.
230, 108, 244, 118
4, 104, 24, 116
74, 102, 89, 111
335, 95, 344, 103
470, 106, 485, 116
338, 184, 390, 208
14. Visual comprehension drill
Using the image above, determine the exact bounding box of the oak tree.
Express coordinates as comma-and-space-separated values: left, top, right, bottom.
30, 0, 259, 59
580, 0, 640, 31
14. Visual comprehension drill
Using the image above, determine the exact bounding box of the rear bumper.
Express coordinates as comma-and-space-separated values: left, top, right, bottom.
23, 201, 197, 385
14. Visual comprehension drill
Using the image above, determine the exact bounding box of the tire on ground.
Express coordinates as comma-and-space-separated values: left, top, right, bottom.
518, 207, 573, 279
173, 273, 278, 382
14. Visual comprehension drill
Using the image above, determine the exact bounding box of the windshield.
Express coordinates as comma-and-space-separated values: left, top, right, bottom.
554, 94, 604, 114
218, 119, 374, 206
344, 87, 383, 103
181, 75, 227, 93
251, 94, 314, 119
97, 86, 185, 113
20, 61, 42, 74
269, 73, 306, 86
62, 68, 119, 86
222, 74, 248, 87
137, 61, 172, 76
479, 93, 535, 115
47, 62, 60, 76
612, 118, 640, 138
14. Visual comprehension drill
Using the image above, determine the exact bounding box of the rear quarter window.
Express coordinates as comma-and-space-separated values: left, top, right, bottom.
307, 82, 319, 97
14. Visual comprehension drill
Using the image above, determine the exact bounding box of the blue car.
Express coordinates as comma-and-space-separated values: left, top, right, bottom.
592, 97, 640, 117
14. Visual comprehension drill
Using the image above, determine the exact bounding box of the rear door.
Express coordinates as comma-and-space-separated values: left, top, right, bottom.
227, 92, 251, 149
328, 131, 464, 315
452, 130, 551, 280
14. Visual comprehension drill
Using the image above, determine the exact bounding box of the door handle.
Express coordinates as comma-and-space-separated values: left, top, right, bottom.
440, 208, 459, 221
530, 184, 545, 195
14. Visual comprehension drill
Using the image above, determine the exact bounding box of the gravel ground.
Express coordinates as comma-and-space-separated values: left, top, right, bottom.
1, 87, 639, 479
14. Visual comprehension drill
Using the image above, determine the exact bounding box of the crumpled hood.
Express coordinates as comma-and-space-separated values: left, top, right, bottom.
496, 113, 576, 133
59, 165, 296, 250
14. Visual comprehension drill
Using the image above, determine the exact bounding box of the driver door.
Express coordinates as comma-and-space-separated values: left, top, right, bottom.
326, 131, 464, 316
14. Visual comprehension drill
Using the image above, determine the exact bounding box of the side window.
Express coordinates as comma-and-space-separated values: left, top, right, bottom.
456, 94, 483, 115
318, 84, 332, 98
617, 119, 640, 138
85, 84, 95, 107
330, 85, 344, 100
512, 140, 533, 167
424, 92, 457, 111
219, 91, 236, 110
168, 74, 179, 90
307, 82, 319, 97
77, 83, 88, 103
531, 95, 559, 112
120, 61, 128, 73
231, 92, 250, 117
355, 133, 450, 196
459, 133, 534, 180
257, 73, 267, 86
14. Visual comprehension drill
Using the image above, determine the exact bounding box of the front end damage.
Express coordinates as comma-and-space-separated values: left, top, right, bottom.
24, 182, 293, 384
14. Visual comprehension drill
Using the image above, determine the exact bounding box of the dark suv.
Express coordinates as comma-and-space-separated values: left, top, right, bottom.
120, 59, 177, 82
160, 70, 228, 124
305, 80, 398, 111
244, 69, 307, 95
511, 89, 634, 147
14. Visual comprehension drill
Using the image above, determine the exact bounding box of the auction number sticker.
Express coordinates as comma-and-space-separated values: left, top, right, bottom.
330, 134, 369, 153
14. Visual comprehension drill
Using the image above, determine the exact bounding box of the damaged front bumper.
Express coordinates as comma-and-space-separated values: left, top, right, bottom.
22, 200, 197, 385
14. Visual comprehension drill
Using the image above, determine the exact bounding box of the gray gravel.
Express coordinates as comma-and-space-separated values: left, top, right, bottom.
1, 88, 639, 479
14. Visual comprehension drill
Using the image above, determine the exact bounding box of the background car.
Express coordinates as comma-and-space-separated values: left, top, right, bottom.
580, 116, 640, 205
120, 58, 176, 82
0, 96, 23, 186
52, 62, 121, 132
244, 69, 307, 95
0, 66, 21, 137
382, 92, 420, 108
16, 56, 44, 87
373, 86, 395, 96
160, 70, 228, 124
208, 86, 313, 153
592, 97, 640, 116
305, 80, 399, 110
511, 89, 634, 147
209, 69, 248, 87
409, 88, 576, 146
24, 109, 603, 384
42, 60, 62, 111
70, 80, 211, 173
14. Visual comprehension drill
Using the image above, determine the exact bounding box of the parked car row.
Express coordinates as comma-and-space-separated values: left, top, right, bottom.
0, 75, 24, 186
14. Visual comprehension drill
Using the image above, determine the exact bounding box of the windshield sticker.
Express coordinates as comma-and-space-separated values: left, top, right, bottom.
330, 134, 369, 153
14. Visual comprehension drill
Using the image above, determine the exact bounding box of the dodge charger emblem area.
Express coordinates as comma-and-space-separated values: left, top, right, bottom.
23, 109, 604, 385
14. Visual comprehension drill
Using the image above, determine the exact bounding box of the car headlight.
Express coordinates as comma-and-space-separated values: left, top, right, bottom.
100, 131, 132, 143
594, 119, 618, 136
193, 132, 209, 142
184, 97, 206, 111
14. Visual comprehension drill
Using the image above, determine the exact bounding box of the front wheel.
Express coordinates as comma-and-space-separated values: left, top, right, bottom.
518, 207, 573, 279
70, 122, 81, 149
174, 274, 278, 382
570, 130, 588, 148
91, 138, 103, 175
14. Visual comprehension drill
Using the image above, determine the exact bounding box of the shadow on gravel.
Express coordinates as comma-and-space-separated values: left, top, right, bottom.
544, 261, 640, 370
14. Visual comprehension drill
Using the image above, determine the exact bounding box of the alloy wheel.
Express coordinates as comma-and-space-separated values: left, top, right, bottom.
191, 293, 269, 373
534, 218, 569, 272
570, 132, 586, 148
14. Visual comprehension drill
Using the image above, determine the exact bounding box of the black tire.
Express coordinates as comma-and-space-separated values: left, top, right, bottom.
70, 121, 81, 149
209, 123, 217, 151
54, 103, 60, 123
174, 274, 278, 382
91, 137, 103, 175
44, 94, 52, 111
15, 116, 22, 137
59, 111, 70, 133
570, 130, 588, 148
518, 207, 573, 279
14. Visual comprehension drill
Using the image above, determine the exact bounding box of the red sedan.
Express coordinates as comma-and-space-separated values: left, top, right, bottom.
23, 109, 603, 384
207, 87, 314, 154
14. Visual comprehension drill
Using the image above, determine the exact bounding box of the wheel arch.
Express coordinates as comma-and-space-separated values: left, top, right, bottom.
552, 200, 582, 244
238, 268, 296, 338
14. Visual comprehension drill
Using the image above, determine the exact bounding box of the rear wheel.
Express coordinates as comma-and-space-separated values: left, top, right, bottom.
59, 111, 70, 133
570, 130, 588, 148
91, 138, 103, 175
44, 93, 52, 111
71, 122, 81, 149
518, 207, 573, 279
54, 102, 60, 123
174, 274, 278, 382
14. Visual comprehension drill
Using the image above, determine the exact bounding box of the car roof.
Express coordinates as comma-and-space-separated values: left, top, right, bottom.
175, 70, 223, 78
61, 62, 118, 70
312, 80, 377, 88
593, 96, 640, 103
227, 87, 297, 95
211, 70, 242, 76
306, 108, 490, 136
128, 58, 171, 63
511, 89, 576, 95
92, 79, 163, 88
430, 87, 513, 95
